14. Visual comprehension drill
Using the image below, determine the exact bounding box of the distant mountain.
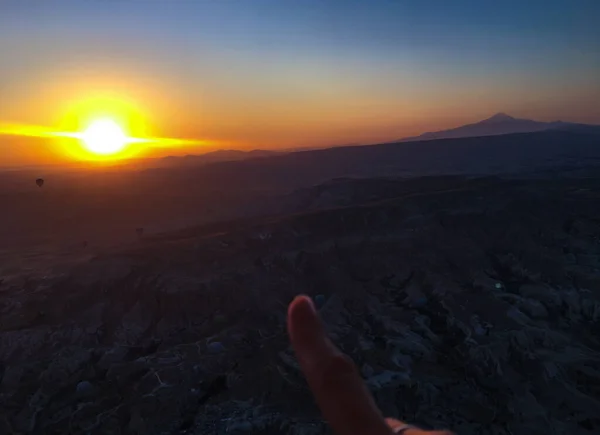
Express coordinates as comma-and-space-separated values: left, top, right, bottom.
139, 130, 600, 197
152, 149, 281, 168
400, 113, 599, 142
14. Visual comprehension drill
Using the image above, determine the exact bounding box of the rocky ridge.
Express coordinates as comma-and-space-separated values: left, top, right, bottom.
1, 175, 600, 434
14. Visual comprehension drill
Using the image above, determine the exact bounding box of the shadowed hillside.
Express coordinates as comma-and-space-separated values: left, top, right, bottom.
3, 130, 598, 278
140, 130, 600, 191
1, 173, 599, 434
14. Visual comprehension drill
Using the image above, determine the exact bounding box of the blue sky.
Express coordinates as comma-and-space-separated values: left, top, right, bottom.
0, 0, 599, 163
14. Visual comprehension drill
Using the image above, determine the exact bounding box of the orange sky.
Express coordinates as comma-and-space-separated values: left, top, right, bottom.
1, 1, 599, 167
2, 58, 597, 168
1, 57, 598, 168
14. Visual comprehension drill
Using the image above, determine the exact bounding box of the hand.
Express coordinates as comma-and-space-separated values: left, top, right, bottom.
287, 295, 453, 435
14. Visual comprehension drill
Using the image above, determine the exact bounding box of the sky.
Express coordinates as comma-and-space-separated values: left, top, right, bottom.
1, 0, 599, 165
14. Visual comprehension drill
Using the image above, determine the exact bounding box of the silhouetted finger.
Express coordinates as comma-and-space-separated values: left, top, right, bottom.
288, 295, 392, 435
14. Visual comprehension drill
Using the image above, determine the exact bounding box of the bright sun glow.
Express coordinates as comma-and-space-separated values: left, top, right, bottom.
81, 119, 128, 155
0, 91, 212, 163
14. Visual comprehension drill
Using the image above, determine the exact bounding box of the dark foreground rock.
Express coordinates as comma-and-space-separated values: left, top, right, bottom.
1, 175, 600, 434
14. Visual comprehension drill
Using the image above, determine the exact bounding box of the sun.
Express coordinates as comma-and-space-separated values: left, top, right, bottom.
80, 119, 129, 155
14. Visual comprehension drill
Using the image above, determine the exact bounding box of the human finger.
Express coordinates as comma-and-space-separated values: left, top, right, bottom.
288, 295, 392, 435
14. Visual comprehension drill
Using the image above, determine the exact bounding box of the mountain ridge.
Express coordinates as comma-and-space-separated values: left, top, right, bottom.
400, 113, 598, 142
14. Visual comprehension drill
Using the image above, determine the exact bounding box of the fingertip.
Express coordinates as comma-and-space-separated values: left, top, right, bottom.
287, 294, 330, 365
289, 294, 316, 316
288, 295, 317, 329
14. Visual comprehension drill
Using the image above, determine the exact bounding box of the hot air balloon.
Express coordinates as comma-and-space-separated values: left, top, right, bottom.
35, 178, 44, 188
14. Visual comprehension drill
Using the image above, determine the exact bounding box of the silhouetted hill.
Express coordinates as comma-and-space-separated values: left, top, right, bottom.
401, 113, 599, 142
551, 122, 600, 135
1, 130, 598, 262
139, 130, 600, 193
154, 149, 281, 167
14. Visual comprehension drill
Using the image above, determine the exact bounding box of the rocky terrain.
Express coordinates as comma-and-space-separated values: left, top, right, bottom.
3, 129, 599, 270
1, 172, 600, 434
